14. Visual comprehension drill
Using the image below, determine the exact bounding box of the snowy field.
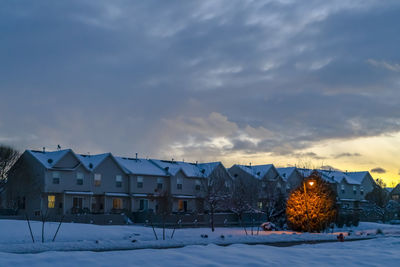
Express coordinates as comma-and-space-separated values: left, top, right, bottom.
1, 220, 400, 253
1, 237, 400, 266
1, 219, 400, 265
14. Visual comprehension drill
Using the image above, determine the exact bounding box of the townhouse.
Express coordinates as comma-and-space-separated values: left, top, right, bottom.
149, 160, 232, 213
5, 149, 232, 216
297, 168, 376, 210
228, 164, 297, 210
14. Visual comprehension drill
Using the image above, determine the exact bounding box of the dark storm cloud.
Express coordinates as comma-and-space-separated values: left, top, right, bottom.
371, 167, 386, 174
1, 0, 400, 160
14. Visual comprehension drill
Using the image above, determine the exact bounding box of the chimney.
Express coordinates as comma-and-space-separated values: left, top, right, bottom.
135, 153, 138, 160
43, 147, 46, 153
196, 161, 198, 165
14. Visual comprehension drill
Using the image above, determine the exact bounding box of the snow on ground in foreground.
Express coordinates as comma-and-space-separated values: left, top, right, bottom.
0, 220, 400, 253
1, 237, 400, 267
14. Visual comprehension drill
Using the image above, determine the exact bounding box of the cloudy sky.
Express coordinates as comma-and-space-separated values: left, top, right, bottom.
1, 0, 400, 184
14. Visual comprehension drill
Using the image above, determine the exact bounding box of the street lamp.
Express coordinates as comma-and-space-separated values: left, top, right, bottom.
303, 179, 315, 232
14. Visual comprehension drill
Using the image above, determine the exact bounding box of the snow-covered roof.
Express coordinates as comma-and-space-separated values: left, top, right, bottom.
346, 171, 370, 184
297, 168, 362, 185
28, 149, 73, 169
76, 153, 110, 171
235, 164, 274, 179
115, 157, 167, 176
132, 193, 149, 197
276, 167, 297, 181
173, 195, 197, 199
105, 192, 130, 197
64, 191, 93, 195
150, 160, 217, 178
197, 162, 221, 177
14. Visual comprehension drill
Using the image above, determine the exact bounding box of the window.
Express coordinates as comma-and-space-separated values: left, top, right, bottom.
360, 186, 364, 195
276, 182, 281, 189
195, 180, 201, 191
157, 177, 163, 190
137, 176, 143, 188
139, 199, 148, 210
257, 201, 263, 209
52, 171, 60, 184
177, 177, 183, 190
178, 200, 187, 212
353, 185, 357, 195
261, 182, 266, 188
77, 172, 84, 185
341, 184, 345, 194
116, 175, 122, 187
113, 198, 123, 209
48, 195, 55, 208
73, 197, 83, 209
286, 184, 291, 193
393, 195, 400, 200
94, 174, 101, 186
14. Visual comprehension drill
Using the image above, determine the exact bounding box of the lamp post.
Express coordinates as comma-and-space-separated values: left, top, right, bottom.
303, 179, 315, 232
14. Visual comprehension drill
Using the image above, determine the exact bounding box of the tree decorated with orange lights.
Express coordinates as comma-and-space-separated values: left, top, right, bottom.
286, 171, 337, 232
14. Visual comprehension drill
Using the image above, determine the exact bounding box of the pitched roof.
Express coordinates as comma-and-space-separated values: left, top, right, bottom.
76, 153, 110, 171
235, 164, 274, 179
197, 162, 221, 177
276, 167, 297, 181
297, 168, 361, 185
27, 149, 75, 169
346, 171, 371, 184
114, 157, 168, 176
150, 160, 219, 178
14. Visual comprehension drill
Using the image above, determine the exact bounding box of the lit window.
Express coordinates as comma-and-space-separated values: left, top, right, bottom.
77, 172, 84, 185
341, 184, 345, 193
277, 182, 281, 188
48, 195, 55, 208
137, 176, 143, 188
258, 202, 263, 209
177, 177, 183, 190
360, 186, 364, 195
113, 198, 123, 209
353, 185, 357, 194
157, 177, 163, 189
52, 172, 60, 184
116, 175, 122, 187
178, 200, 187, 212
94, 174, 101, 186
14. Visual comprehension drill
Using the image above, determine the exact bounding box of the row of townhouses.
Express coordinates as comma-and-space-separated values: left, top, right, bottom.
229, 164, 376, 211
4, 149, 377, 217
5, 149, 231, 216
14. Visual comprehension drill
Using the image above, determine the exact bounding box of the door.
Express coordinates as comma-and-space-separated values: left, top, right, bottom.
73, 197, 83, 209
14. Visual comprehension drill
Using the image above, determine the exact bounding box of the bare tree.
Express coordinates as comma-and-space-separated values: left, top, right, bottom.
155, 190, 173, 240
0, 145, 20, 182
229, 175, 259, 234
260, 181, 286, 226
200, 167, 231, 232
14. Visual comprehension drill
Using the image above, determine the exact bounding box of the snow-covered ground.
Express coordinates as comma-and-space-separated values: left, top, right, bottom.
1, 219, 400, 254
1, 237, 400, 266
